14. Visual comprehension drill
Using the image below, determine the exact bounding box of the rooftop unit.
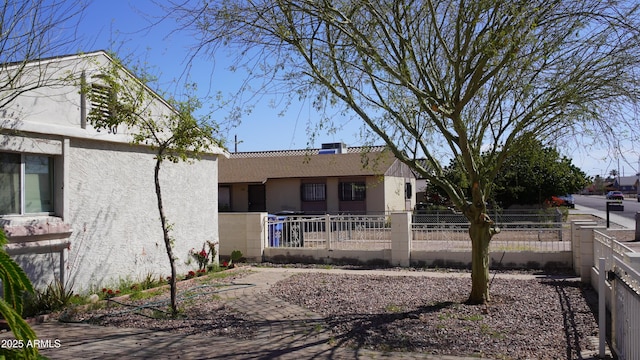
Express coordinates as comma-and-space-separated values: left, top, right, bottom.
320, 142, 347, 154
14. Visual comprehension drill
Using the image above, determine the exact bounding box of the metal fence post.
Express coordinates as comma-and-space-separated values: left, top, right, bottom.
325, 214, 331, 249
598, 257, 606, 359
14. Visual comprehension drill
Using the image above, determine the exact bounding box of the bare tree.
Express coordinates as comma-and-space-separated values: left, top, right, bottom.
169, 0, 640, 304
0, 0, 86, 110
82, 55, 223, 316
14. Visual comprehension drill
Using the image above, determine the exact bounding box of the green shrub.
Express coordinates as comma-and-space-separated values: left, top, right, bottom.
23, 280, 79, 317
0, 228, 39, 359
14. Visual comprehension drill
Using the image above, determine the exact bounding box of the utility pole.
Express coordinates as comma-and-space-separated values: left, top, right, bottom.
234, 135, 243, 153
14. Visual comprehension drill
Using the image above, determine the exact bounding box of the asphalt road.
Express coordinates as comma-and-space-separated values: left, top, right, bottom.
574, 194, 640, 220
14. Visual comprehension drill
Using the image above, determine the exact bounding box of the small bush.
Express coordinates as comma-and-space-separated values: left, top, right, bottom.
23, 280, 80, 317
230, 250, 244, 264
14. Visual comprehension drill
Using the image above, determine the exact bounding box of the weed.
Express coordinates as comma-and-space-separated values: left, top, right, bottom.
203, 269, 242, 280
461, 314, 483, 321
139, 273, 164, 290
385, 304, 403, 313
480, 323, 505, 339
129, 288, 165, 301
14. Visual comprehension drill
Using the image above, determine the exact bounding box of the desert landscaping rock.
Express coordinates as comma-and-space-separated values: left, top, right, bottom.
61, 270, 260, 339
62, 267, 600, 359
270, 273, 598, 359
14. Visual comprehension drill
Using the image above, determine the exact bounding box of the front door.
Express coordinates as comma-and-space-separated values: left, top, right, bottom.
248, 184, 266, 212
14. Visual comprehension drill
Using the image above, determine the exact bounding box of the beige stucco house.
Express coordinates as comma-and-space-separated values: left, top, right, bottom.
219, 143, 416, 215
0, 51, 227, 290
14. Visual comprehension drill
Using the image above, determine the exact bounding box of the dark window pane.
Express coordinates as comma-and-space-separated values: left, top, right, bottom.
301, 183, 326, 201
24, 155, 53, 213
0, 152, 21, 214
339, 182, 366, 201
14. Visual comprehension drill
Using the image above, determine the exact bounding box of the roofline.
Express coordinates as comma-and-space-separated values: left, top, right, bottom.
4, 50, 178, 116
1, 118, 228, 156
0, 50, 107, 68
228, 145, 388, 158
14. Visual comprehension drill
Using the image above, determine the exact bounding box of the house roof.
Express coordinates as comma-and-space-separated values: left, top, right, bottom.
229, 145, 386, 158
219, 146, 400, 183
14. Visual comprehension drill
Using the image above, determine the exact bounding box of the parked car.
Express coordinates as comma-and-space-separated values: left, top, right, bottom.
558, 194, 575, 208
606, 191, 624, 200
546, 194, 575, 208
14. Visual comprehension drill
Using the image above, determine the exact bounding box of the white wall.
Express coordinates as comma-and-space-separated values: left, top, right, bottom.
383, 176, 415, 212
1, 52, 225, 292
64, 138, 219, 289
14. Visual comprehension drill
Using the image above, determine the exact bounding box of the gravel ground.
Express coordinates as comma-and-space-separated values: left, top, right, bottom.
60, 267, 600, 360
58, 270, 259, 339
270, 272, 600, 359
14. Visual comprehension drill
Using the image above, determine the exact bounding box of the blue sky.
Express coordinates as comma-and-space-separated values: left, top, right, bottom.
76, 0, 362, 154
73, 1, 637, 178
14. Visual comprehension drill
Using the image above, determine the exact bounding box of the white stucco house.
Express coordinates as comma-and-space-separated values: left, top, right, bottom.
0, 51, 227, 290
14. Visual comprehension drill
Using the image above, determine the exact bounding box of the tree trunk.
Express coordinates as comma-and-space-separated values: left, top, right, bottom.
464, 181, 498, 305
154, 156, 178, 316
468, 220, 492, 304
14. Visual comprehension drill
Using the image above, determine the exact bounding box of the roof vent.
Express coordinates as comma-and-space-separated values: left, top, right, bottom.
321, 142, 347, 154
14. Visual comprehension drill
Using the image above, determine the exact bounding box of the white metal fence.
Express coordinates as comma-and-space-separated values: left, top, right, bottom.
594, 230, 634, 273
266, 215, 568, 252
266, 215, 391, 250
411, 222, 568, 252
412, 209, 563, 224
592, 229, 640, 360
612, 256, 640, 360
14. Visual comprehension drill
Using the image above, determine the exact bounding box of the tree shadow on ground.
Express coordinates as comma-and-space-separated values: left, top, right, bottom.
324, 301, 458, 352
540, 279, 604, 360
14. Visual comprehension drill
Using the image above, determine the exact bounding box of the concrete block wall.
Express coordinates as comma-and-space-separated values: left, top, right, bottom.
390, 212, 411, 266
571, 220, 599, 278
219, 213, 265, 262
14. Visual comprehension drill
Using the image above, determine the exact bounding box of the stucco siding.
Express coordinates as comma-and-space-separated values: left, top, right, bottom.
365, 176, 385, 214
64, 138, 218, 290
2, 51, 225, 293
326, 178, 340, 213
228, 184, 249, 212
383, 176, 416, 212
266, 178, 300, 213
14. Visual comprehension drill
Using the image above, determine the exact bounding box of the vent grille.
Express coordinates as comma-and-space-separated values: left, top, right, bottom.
90, 83, 114, 120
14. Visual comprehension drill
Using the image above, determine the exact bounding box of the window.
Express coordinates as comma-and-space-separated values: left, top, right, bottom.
0, 153, 20, 214
0, 152, 54, 215
339, 182, 366, 201
405, 182, 412, 199
218, 185, 231, 211
301, 183, 326, 202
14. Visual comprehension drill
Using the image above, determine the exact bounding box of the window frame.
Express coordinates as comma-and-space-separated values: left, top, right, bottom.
339, 181, 366, 201
300, 182, 326, 202
405, 182, 413, 200
0, 152, 55, 216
